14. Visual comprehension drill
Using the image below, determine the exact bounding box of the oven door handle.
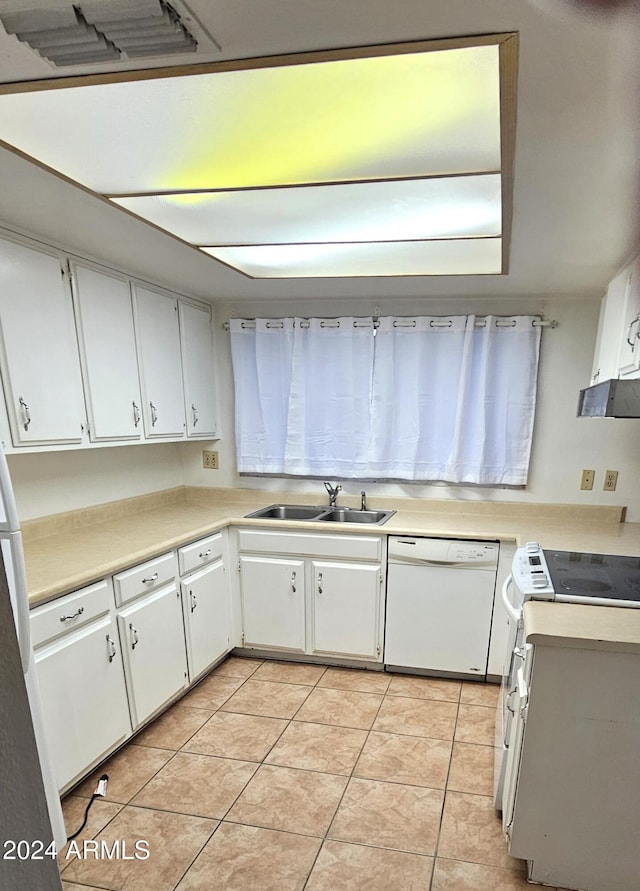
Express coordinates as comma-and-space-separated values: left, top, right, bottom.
501, 573, 520, 623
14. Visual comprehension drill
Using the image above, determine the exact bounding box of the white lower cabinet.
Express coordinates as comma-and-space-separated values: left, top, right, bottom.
31, 581, 130, 792
239, 555, 306, 652
117, 583, 188, 729
310, 560, 383, 660
181, 559, 231, 681
236, 529, 386, 661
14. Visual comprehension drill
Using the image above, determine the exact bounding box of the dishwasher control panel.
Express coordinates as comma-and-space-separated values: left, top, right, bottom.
387, 536, 499, 569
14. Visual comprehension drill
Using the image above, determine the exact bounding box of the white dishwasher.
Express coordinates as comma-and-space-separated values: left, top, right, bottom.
385, 536, 499, 677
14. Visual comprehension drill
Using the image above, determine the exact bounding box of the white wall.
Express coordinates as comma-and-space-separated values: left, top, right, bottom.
181, 296, 640, 522
8, 443, 184, 521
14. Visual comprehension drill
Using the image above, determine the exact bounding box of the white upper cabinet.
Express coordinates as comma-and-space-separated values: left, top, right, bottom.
132, 284, 186, 438
591, 253, 640, 383
72, 262, 143, 442
618, 254, 640, 378
179, 300, 217, 438
0, 237, 84, 446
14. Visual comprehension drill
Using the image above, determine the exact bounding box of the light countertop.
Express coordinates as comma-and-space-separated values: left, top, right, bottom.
23, 486, 640, 608
524, 600, 640, 654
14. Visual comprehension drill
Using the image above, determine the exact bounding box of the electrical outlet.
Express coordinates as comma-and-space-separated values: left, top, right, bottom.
603, 470, 618, 491
202, 450, 219, 469
580, 469, 595, 491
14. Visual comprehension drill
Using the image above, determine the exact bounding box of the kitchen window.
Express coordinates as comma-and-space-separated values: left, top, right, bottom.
229, 315, 541, 485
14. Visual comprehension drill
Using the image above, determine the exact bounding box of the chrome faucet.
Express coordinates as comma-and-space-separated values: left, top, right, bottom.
324, 481, 342, 507
360, 490, 367, 511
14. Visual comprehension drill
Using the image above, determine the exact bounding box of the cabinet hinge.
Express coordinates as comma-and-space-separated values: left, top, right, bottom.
377, 645, 381, 657
241, 632, 245, 646
379, 572, 384, 584
237, 560, 241, 573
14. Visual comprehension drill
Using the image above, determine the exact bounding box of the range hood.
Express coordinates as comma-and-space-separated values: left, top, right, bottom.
577, 379, 640, 418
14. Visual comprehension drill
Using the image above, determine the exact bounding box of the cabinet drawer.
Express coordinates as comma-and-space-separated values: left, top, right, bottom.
113, 552, 176, 607
237, 528, 382, 561
178, 532, 223, 576
31, 579, 111, 649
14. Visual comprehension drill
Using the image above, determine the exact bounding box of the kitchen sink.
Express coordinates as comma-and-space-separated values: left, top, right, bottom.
245, 504, 327, 520
319, 508, 395, 525
244, 504, 395, 525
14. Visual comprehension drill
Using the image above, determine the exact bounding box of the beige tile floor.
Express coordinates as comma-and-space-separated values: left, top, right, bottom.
59, 656, 564, 891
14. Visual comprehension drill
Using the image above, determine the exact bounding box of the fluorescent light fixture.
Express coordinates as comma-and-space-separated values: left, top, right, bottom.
0, 35, 515, 277
201, 238, 503, 278
112, 174, 502, 245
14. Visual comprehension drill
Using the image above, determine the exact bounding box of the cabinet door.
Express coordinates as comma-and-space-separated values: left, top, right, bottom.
239, 555, 305, 652
132, 285, 185, 438
182, 559, 230, 681
179, 301, 217, 437
72, 263, 143, 441
0, 238, 84, 446
487, 542, 515, 678
34, 614, 130, 791
618, 254, 640, 378
311, 560, 382, 660
117, 584, 188, 728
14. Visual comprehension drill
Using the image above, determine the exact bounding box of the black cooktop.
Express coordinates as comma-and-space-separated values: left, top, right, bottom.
543, 549, 640, 602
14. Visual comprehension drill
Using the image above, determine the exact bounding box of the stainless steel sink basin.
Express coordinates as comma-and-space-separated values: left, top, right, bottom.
245, 504, 326, 520
244, 504, 395, 525
319, 508, 395, 525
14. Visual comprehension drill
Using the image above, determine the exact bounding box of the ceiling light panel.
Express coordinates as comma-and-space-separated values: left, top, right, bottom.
202, 238, 503, 278
0, 44, 501, 192
112, 174, 502, 245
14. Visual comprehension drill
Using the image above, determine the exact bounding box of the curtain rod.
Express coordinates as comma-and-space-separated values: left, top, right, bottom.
222, 316, 557, 331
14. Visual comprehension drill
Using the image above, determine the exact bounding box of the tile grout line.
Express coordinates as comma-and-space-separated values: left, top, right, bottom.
426, 684, 462, 891
299, 678, 390, 890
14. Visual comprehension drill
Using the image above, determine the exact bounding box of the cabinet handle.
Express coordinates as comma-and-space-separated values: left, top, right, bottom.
291, 571, 296, 593
18, 397, 31, 431
60, 606, 84, 622
106, 634, 117, 663
142, 572, 159, 584
317, 572, 323, 595
627, 316, 640, 349
190, 590, 197, 613
192, 403, 199, 427
132, 401, 141, 427
150, 401, 158, 426
199, 549, 212, 558
129, 623, 139, 649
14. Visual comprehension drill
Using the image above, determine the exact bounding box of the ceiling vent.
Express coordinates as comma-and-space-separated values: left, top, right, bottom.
0, 0, 219, 67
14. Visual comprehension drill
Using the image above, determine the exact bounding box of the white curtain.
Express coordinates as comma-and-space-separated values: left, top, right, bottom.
369, 314, 540, 484
229, 318, 294, 473
230, 315, 541, 485
284, 318, 374, 477
368, 316, 471, 480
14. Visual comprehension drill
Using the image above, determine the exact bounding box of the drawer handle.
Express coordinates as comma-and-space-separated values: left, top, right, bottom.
190, 590, 197, 613
291, 571, 296, 593
60, 607, 84, 622
142, 572, 159, 583
199, 549, 212, 558
106, 634, 117, 663
192, 403, 199, 427
317, 572, 323, 595
132, 401, 141, 428
150, 401, 158, 427
129, 623, 139, 649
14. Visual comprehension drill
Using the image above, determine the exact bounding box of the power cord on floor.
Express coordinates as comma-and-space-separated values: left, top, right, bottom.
66, 774, 109, 842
